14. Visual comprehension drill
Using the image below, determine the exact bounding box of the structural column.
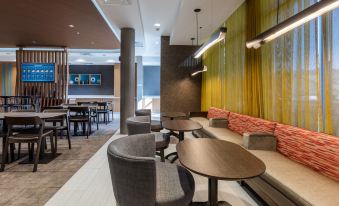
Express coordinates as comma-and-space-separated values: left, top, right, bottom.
120, 28, 136, 134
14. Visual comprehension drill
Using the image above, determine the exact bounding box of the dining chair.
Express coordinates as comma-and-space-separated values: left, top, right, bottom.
126, 116, 169, 162
79, 103, 99, 131
135, 109, 163, 132
1, 116, 54, 172
68, 106, 91, 138
43, 109, 71, 153
107, 133, 195, 206
97, 102, 110, 124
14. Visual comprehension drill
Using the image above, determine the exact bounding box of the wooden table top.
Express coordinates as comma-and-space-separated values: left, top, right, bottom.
161, 112, 187, 119
177, 139, 266, 180
162, 120, 202, 132
0, 112, 65, 120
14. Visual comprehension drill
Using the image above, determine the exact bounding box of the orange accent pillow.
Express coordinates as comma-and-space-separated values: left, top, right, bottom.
207, 107, 230, 119
274, 123, 339, 181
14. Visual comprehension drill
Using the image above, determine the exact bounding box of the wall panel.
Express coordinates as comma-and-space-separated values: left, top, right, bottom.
15, 50, 69, 103
0, 62, 17, 96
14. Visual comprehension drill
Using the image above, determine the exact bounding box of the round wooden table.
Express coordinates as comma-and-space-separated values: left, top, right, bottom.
162, 120, 202, 163
177, 139, 266, 206
161, 112, 187, 120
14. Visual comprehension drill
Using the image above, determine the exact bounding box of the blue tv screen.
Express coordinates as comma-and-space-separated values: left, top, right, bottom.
21, 63, 55, 82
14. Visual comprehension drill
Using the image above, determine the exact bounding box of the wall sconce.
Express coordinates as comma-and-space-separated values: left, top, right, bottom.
194, 27, 227, 58
246, 0, 339, 49
191, 65, 208, 76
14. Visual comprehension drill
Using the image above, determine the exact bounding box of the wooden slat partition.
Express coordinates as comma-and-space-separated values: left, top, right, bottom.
15, 49, 69, 108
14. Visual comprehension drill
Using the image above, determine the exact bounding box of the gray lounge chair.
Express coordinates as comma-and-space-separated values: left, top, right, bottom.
126, 116, 169, 161
107, 133, 195, 206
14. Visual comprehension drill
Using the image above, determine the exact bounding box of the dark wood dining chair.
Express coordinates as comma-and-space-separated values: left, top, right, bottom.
1, 116, 54, 172
68, 106, 91, 138
79, 103, 99, 131
43, 109, 71, 153
97, 102, 110, 124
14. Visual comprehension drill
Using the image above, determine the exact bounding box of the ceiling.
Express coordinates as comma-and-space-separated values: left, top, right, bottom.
0, 0, 119, 49
0, 0, 244, 65
94, 0, 245, 53
171, 0, 245, 45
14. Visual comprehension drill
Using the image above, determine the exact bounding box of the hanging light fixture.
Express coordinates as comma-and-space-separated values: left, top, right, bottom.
194, 27, 227, 58
246, 0, 339, 49
191, 65, 208, 76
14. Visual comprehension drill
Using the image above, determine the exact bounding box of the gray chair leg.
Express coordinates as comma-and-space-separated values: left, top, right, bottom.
33, 140, 42, 172
1, 138, 9, 172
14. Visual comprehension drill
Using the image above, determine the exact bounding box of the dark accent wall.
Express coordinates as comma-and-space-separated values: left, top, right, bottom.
160, 36, 201, 113
68, 65, 114, 95
143, 66, 160, 96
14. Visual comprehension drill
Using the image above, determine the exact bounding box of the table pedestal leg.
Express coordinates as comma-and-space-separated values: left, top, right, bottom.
165, 131, 184, 163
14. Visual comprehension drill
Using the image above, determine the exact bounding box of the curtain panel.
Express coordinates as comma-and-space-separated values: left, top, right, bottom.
201, 0, 338, 135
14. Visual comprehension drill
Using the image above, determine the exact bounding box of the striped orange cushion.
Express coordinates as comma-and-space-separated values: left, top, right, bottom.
246, 116, 276, 134
228, 112, 249, 135
207, 107, 230, 119
274, 123, 339, 181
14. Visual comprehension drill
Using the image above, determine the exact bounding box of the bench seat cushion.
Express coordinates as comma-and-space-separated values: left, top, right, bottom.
190, 117, 242, 145
251, 150, 339, 206
274, 123, 339, 181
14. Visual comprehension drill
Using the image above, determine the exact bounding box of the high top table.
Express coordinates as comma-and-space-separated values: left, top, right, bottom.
162, 120, 202, 163
177, 139, 266, 206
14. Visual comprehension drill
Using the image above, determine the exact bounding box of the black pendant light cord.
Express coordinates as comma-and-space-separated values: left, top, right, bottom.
194, 8, 201, 46
277, 0, 280, 24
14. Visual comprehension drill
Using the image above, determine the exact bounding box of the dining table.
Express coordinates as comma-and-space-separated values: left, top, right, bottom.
161, 112, 187, 120
0, 112, 66, 161
162, 119, 202, 163
177, 138, 266, 206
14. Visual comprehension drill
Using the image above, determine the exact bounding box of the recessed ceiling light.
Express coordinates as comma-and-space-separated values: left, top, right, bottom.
106, 59, 115, 63
155, 41, 159, 45
75, 58, 86, 63
68, 24, 75, 28
91, 41, 95, 45
154, 23, 161, 27
76, 32, 80, 35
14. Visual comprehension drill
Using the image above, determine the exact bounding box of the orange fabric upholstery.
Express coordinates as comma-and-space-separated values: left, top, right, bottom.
246, 116, 276, 134
274, 123, 339, 181
207, 107, 230, 119
228, 112, 249, 135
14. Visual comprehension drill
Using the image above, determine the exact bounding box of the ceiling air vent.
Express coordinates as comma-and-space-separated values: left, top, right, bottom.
102, 0, 131, 6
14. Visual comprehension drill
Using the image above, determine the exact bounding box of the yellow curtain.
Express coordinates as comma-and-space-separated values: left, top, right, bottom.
201, 0, 337, 135
201, 3, 246, 113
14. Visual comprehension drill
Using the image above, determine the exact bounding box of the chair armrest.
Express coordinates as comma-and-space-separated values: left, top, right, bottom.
209, 118, 229, 128
189, 111, 208, 118
243, 133, 277, 151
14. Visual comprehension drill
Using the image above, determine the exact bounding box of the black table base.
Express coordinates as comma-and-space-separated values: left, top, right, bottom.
191, 178, 231, 206
165, 131, 184, 163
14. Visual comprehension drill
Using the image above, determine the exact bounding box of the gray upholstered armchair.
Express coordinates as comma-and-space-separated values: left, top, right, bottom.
126, 116, 169, 161
107, 133, 195, 206
135, 109, 163, 132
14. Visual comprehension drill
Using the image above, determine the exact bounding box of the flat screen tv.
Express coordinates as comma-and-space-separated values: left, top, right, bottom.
21, 63, 56, 82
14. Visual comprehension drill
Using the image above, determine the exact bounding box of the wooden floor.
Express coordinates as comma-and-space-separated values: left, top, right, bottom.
46, 130, 259, 206
0, 115, 119, 206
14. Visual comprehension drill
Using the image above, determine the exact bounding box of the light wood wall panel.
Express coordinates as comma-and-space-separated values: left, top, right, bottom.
0, 62, 17, 96
15, 50, 69, 102
113, 63, 121, 112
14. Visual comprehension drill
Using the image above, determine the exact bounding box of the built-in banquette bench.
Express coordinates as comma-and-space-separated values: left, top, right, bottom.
189, 107, 339, 206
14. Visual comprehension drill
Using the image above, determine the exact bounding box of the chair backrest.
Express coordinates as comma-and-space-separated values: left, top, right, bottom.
5, 116, 43, 129
126, 116, 151, 135
107, 134, 156, 206
135, 109, 151, 117
68, 106, 90, 113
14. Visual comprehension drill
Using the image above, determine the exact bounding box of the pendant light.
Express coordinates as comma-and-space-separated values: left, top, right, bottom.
246, 0, 339, 49
194, 27, 227, 58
